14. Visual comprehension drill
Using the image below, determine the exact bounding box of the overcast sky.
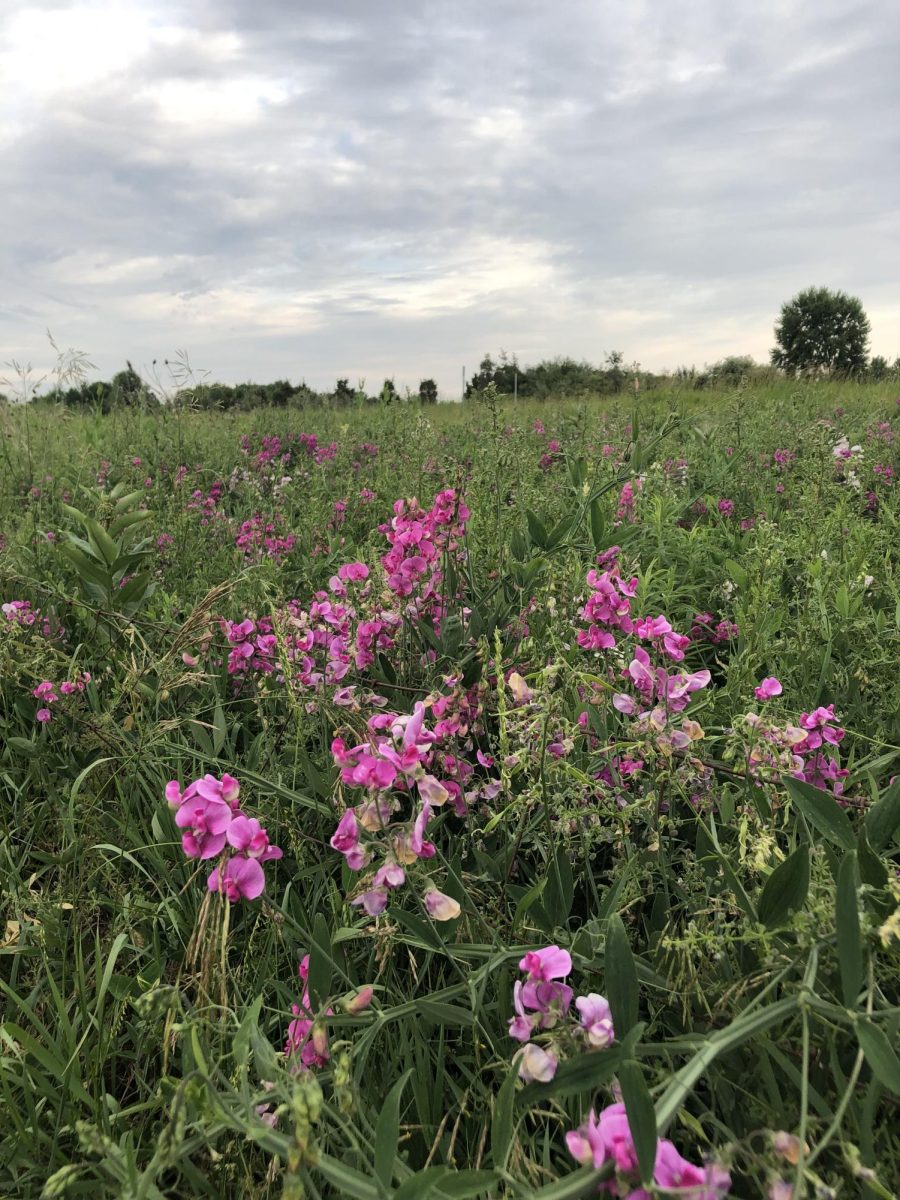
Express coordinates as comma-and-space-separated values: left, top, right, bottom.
2, 0, 898, 398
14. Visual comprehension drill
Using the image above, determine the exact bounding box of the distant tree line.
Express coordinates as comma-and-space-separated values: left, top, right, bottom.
2, 289, 895, 409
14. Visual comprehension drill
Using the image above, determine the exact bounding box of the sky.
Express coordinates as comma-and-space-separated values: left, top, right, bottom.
2, 0, 899, 399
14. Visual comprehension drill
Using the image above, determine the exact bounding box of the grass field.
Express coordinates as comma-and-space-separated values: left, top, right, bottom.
1, 380, 899, 1199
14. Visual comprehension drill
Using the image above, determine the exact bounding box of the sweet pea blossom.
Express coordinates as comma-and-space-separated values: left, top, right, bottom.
207, 855, 266, 901
566, 1103, 730, 1198
575, 994, 615, 1047
164, 772, 281, 902
423, 888, 461, 921
519, 945, 572, 982
516, 1043, 558, 1082
755, 676, 783, 701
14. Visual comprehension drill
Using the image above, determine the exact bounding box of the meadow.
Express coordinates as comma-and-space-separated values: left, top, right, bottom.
1, 380, 899, 1199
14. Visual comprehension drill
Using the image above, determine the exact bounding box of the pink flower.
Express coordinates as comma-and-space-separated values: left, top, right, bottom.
350, 887, 389, 916
207, 854, 266, 901
423, 888, 460, 921
36, 707, 52, 723
508, 981, 537, 1042
755, 676, 783, 701
518, 945, 572, 982
566, 1104, 730, 1198
343, 985, 375, 1013
575, 993, 615, 1047
654, 1141, 731, 1198
226, 815, 283, 862
565, 1108, 606, 1167
516, 1043, 558, 1082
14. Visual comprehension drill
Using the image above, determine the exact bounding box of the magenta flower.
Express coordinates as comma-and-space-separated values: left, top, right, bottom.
330, 808, 369, 868
754, 676, 783, 701
226, 815, 282, 862
566, 1103, 730, 1198
207, 854, 266, 901
36, 707, 52, 723
508, 981, 537, 1042
519, 945, 572, 982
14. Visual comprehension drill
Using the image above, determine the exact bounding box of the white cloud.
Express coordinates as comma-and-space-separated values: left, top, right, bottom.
1, 0, 898, 396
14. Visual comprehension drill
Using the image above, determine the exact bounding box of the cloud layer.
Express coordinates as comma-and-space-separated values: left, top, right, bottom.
2, 0, 898, 396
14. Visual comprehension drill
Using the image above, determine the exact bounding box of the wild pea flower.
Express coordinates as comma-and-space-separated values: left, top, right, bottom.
519, 945, 572, 981
755, 676, 783, 701
566, 1102, 730, 1198
635, 614, 691, 662
516, 1043, 558, 1082
577, 563, 638, 652
207, 855, 266, 901
285, 955, 332, 1069
575, 994, 615, 1047
165, 772, 282, 901
614, 478, 642, 524
507, 671, 534, 705
423, 888, 461, 921
510, 949, 614, 1079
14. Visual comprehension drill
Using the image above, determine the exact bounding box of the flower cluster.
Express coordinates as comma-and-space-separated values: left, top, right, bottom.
614, 478, 642, 524
329, 700, 483, 918
742, 702, 848, 797
577, 555, 639, 652
235, 514, 297, 562
690, 612, 739, 645
3, 599, 63, 640
32, 673, 90, 723
509, 946, 615, 1083
165, 773, 282, 901
567, 1102, 730, 1199
220, 565, 400, 700
379, 487, 469, 614
285, 955, 331, 1069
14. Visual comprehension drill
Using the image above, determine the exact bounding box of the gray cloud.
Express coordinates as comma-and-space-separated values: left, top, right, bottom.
1, 0, 898, 396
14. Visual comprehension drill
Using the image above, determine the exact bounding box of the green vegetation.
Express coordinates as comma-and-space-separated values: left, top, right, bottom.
0, 379, 899, 1199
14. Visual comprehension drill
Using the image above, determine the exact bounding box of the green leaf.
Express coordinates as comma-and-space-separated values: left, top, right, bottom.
526, 509, 548, 548
84, 517, 119, 566
654, 996, 799, 1134
835, 583, 850, 619
857, 1019, 900, 1094
374, 1068, 412, 1192
526, 1166, 611, 1200
605, 913, 639, 1036
857, 829, 888, 892
589, 499, 605, 551
757, 845, 810, 928
510, 529, 528, 562
108, 508, 152, 538
836, 851, 862, 1007
517, 1046, 622, 1106
307, 913, 333, 1010
864, 777, 900, 852
233, 996, 263, 1070
491, 1062, 519, 1171
414, 1000, 475, 1027
544, 845, 574, 929
619, 1059, 657, 1186
785, 776, 856, 850
724, 558, 749, 590
315, 1153, 382, 1199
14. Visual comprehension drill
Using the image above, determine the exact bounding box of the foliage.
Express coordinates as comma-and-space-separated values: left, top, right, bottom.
771, 287, 871, 378
1, 379, 899, 1199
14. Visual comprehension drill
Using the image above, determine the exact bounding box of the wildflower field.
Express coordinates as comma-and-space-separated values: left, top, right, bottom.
1, 382, 900, 1200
